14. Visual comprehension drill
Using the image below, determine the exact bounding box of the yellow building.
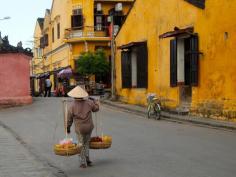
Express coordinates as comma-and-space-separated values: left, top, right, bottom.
32, 17, 45, 93
115, 0, 236, 119
32, 0, 134, 94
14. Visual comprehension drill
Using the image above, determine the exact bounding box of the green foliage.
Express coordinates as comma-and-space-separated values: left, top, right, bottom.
75, 49, 110, 78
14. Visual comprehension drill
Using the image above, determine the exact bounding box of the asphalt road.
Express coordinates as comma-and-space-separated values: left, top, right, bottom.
0, 98, 236, 177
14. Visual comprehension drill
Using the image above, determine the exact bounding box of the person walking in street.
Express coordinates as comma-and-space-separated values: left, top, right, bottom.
44, 76, 52, 97
66, 86, 99, 168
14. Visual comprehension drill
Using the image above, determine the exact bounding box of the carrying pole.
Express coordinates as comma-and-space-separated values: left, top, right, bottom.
95, 112, 98, 137
63, 99, 68, 138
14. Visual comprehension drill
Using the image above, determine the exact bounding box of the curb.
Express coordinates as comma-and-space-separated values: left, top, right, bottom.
101, 100, 236, 131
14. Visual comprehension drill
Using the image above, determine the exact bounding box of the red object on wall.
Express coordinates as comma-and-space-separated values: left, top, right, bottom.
0, 53, 32, 106
108, 24, 113, 39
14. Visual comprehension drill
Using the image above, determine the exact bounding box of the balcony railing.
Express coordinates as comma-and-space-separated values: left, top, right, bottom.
64, 27, 110, 40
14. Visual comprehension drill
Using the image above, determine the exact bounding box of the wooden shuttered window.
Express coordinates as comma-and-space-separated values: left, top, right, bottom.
170, 35, 199, 87
44, 34, 49, 47
71, 15, 83, 29
184, 0, 205, 9
94, 15, 103, 31
40, 34, 48, 48
121, 51, 132, 88
94, 15, 107, 31
52, 28, 54, 42
136, 43, 148, 88
170, 39, 177, 87
57, 23, 60, 39
40, 37, 45, 48
189, 35, 199, 86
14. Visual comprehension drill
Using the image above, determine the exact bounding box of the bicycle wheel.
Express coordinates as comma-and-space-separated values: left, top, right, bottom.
154, 103, 161, 120
147, 104, 152, 119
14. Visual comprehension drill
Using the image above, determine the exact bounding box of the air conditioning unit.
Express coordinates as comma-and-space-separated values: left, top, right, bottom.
115, 3, 123, 11
97, 3, 102, 11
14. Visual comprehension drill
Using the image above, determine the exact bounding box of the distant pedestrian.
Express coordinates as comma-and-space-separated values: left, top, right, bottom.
67, 86, 99, 168
44, 76, 52, 97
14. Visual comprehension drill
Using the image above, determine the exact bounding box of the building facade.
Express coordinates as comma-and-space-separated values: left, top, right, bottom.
0, 36, 33, 106
115, 0, 236, 119
32, 0, 134, 94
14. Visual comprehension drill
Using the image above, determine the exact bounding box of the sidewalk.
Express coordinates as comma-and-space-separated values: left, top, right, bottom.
0, 123, 57, 177
102, 100, 236, 130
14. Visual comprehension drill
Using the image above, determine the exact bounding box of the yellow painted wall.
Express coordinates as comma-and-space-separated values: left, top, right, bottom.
43, 10, 52, 56
33, 20, 44, 92
33, 20, 44, 74
115, 0, 236, 119
33, 0, 134, 92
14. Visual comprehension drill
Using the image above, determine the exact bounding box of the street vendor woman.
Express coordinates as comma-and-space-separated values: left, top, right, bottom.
67, 86, 99, 168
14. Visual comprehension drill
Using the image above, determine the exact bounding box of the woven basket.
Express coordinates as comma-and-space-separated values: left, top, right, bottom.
89, 141, 112, 149
54, 144, 80, 156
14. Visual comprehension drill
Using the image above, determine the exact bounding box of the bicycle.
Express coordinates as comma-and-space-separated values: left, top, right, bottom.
147, 93, 161, 120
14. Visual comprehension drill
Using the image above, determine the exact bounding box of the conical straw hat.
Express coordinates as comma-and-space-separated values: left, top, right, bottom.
67, 86, 88, 98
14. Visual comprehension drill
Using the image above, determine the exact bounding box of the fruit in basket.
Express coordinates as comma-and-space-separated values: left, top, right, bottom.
54, 144, 63, 149
55, 143, 77, 149
90, 136, 103, 142
102, 136, 112, 143
55, 138, 78, 150
69, 144, 76, 148
55, 144, 63, 149
63, 144, 74, 149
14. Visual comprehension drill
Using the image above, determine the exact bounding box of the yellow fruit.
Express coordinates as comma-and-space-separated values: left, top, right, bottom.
102, 136, 112, 143
54, 144, 64, 150
68, 144, 75, 148
55, 144, 61, 148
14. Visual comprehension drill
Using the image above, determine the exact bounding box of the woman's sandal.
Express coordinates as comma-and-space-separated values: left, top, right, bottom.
87, 160, 93, 167
80, 164, 87, 168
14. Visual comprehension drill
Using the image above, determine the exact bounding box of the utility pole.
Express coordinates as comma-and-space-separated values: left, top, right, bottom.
110, 15, 116, 100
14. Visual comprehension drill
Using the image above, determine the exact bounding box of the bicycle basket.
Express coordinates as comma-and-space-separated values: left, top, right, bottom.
147, 93, 156, 102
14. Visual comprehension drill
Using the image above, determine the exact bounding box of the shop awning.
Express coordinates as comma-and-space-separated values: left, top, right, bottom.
159, 27, 194, 39
37, 72, 50, 79
57, 67, 72, 78
53, 66, 68, 73
118, 41, 146, 50
30, 75, 37, 78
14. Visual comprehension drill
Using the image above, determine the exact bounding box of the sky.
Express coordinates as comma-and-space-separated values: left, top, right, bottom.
0, 0, 52, 48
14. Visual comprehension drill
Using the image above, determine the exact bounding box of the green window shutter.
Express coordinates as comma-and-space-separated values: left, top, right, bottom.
170, 39, 177, 87
184, 0, 205, 9
190, 35, 199, 86
121, 51, 132, 88
136, 43, 148, 88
